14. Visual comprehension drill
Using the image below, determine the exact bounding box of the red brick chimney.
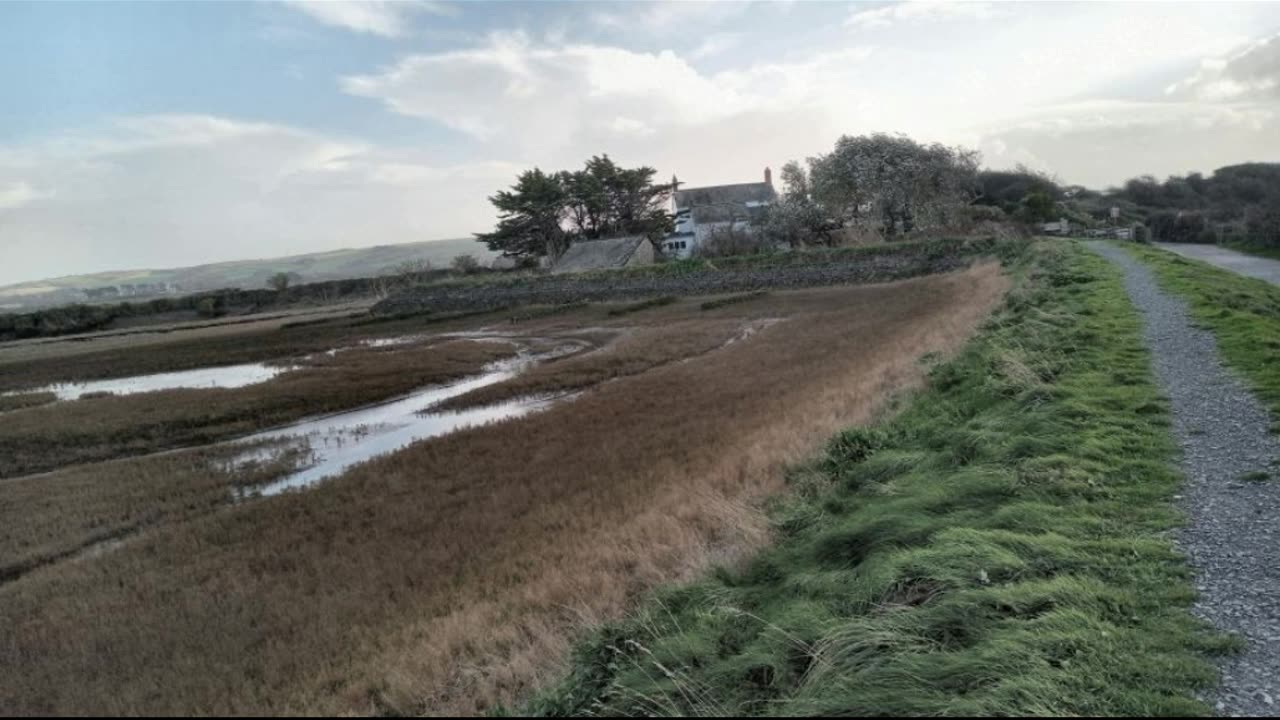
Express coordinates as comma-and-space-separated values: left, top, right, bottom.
764, 166, 772, 186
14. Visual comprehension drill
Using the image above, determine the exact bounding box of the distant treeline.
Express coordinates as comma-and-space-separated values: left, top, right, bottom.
973, 162, 1280, 249
1110, 164, 1280, 248
0, 268, 466, 342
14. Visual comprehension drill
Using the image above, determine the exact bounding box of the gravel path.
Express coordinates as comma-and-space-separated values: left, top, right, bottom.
1089, 241, 1280, 717
1155, 243, 1280, 286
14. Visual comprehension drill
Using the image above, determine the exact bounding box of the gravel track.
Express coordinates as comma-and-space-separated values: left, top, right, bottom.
1090, 241, 1280, 717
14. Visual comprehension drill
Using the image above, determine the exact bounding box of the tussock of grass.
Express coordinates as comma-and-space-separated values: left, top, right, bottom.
0, 391, 55, 413
435, 320, 739, 411
1123, 243, 1280, 425
701, 291, 769, 311
607, 296, 678, 317
1241, 470, 1271, 483
0, 339, 520, 478
508, 302, 590, 323
0, 304, 517, 393
529, 242, 1222, 717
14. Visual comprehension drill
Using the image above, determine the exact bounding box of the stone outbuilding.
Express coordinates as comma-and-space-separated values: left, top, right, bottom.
551, 235, 656, 274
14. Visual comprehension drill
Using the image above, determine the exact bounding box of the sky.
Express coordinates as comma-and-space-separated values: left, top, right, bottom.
2, 0, 1280, 286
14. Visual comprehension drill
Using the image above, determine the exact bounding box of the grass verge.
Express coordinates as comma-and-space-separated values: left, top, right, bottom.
1221, 241, 1280, 262
528, 241, 1225, 716
1122, 243, 1280, 425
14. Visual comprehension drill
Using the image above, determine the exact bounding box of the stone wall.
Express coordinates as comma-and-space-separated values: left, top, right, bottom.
373, 238, 1006, 316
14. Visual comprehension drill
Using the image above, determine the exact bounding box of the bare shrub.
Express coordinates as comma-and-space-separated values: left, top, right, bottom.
451, 254, 481, 274
826, 222, 885, 247
695, 224, 774, 258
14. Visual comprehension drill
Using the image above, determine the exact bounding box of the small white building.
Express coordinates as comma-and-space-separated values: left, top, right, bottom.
1040, 217, 1072, 236
662, 168, 777, 258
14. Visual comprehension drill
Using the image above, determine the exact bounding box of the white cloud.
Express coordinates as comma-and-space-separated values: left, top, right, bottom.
10, 2, 1280, 288
0, 181, 46, 211
593, 1, 748, 33
342, 32, 767, 152
281, 0, 454, 37
690, 32, 743, 60
0, 115, 512, 285
977, 100, 1280, 186
1167, 33, 1280, 102
846, 1, 998, 29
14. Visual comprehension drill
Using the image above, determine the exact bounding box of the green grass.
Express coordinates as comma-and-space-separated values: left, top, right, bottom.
1221, 241, 1280, 262
526, 241, 1225, 716
1121, 243, 1280, 425
1240, 470, 1271, 483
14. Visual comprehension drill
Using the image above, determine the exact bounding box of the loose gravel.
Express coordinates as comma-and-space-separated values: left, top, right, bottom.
1090, 241, 1280, 717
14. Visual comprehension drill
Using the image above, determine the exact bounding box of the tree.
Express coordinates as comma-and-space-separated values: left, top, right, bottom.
977, 165, 1061, 216
561, 155, 673, 240
808, 133, 979, 237
476, 168, 569, 260
760, 160, 830, 247
1020, 190, 1057, 223
477, 156, 674, 261
268, 272, 291, 291
1246, 205, 1280, 249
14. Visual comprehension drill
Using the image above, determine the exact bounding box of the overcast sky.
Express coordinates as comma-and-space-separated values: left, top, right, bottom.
2, 1, 1279, 286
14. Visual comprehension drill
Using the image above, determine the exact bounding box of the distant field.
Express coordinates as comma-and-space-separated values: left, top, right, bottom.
0, 237, 491, 310
0, 260, 1008, 715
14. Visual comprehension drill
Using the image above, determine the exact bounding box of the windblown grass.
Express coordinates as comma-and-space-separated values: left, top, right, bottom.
0, 304, 517, 393
434, 320, 742, 411
607, 296, 678, 317
1123, 242, 1280, 425
0, 264, 1007, 715
529, 241, 1226, 716
0, 441, 304, 582
0, 391, 55, 413
701, 291, 769, 311
0, 339, 519, 478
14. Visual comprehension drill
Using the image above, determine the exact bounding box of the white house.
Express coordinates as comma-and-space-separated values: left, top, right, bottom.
662, 168, 777, 259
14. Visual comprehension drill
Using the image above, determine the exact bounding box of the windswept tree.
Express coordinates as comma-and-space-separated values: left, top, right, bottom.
476, 168, 569, 260
809, 133, 980, 236
477, 156, 673, 261
561, 155, 672, 239
760, 160, 829, 247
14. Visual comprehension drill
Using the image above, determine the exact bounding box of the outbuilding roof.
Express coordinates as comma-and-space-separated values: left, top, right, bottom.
551, 235, 649, 274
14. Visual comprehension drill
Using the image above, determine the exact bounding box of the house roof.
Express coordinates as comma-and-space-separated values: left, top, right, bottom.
674, 182, 775, 210
691, 203, 769, 224
551, 235, 649, 274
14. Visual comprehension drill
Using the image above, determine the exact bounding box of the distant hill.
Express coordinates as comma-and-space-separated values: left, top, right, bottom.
0, 238, 493, 311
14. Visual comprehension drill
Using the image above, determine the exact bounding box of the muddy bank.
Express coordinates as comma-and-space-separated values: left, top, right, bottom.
373, 237, 1005, 316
